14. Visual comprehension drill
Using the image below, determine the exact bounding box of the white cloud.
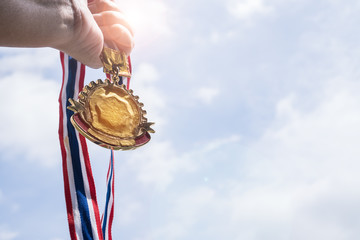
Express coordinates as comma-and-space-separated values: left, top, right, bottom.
125, 141, 195, 191
247, 84, 360, 182
116, 197, 143, 226
192, 30, 237, 46
0, 49, 60, 167
227, 0, 273, 20
130, 63, 167, 129
196, 87, 220, 104
138, 78, 360, 240
236, 81, 360, 238
133, 63, 160, 83
150, 187, 216, 240
0, 48, 58, 75
0, 226, 18, 240
201, 134, 241, 152
122, 134, 240, 191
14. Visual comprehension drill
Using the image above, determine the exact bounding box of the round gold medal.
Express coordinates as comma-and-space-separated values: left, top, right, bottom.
67, 48, 154, 150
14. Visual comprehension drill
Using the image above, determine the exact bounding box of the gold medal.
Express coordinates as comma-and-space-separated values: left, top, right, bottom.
67, 48, 154, 150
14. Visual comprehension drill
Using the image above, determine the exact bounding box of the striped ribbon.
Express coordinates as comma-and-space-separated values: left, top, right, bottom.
58, 52, 130, 240
101, 150, 115, 239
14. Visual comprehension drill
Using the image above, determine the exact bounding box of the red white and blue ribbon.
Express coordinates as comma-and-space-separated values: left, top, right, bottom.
101, 150, 115, 240
59, 50, 132, 240
59, 52, 104, 240
59, 52, 131, 240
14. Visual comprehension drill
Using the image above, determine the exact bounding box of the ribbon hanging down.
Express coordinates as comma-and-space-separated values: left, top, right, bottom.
58, 53, 124, 240
101, 149, 115, 239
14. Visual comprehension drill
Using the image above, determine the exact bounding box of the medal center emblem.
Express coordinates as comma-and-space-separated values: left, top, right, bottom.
89, 85, 141, 138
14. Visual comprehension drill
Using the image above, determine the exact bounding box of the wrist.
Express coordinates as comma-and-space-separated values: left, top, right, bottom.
0, 0, 78, 48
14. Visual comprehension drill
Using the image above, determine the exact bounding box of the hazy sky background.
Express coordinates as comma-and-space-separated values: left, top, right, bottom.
1, 0, 360, 239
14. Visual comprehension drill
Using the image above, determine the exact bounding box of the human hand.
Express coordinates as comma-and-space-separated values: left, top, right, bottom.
0, 0, 133, 68
57, 0, 134, 68
89, 0, 134, 54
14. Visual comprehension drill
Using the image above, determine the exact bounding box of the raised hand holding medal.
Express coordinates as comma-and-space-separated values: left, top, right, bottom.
58, 1, 154, 239
69, 0, 154, 150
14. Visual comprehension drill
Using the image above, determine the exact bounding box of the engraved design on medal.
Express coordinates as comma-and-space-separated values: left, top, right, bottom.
68, 79, 154, 150
67, 48, 155, 150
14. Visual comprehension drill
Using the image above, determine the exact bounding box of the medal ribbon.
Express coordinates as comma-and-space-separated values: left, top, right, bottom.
101, 149, 114, 239
101, 57, 131, 239
59, 53, 103, 240
59, 52, 131, 240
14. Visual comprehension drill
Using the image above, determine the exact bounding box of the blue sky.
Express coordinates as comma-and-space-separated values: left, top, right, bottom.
1, 0, 360, 239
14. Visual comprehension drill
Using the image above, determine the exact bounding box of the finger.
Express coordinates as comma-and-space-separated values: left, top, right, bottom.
100, 24, 134, 55
88, 0, 122, 14
57, 2, 104, 69
93, 11, 134, 36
